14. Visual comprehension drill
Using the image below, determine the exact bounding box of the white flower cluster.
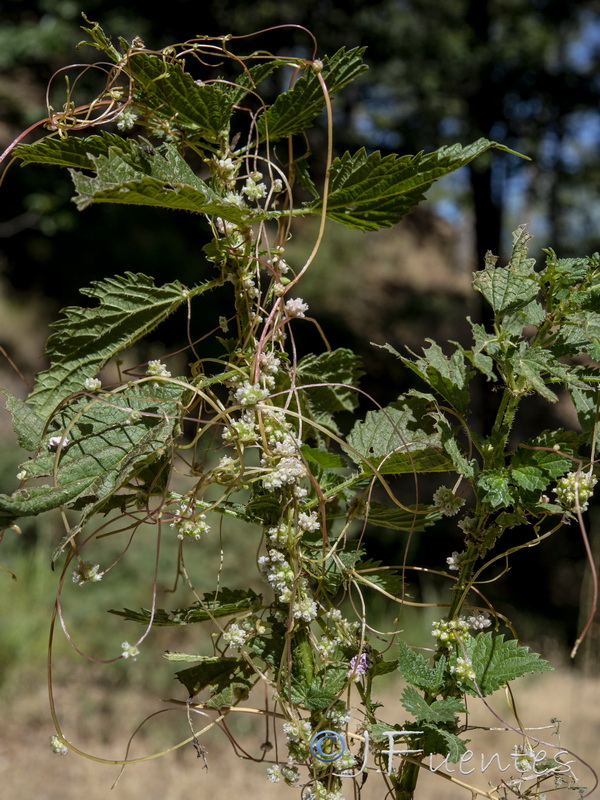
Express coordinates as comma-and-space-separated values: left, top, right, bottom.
83, 377, 102, 391
449, 655, 475, 681
49, 735, 69, 756
234, 381, 270, 406
146, 359, 171, 385
170, 500, 211, 540
280, 764, 301, 784
466, 611, 492, 630
302, 782, 346, 800
318, 609, 360, 660
271, 247, 290, 275
431, 617, 470, 647
258, 549, 295, 603
116, 108, 138, 130
283, 719, 313, 744
298, 511, 320, 532
222, 410, 257, 444
121, 641, 140, 660
284, 297, 309, 318
293, 591, 318, 622
72, 562, 102, 585
432, 485, 465, 516
446, 550, 465, 571
327, 704, 351, 728
266, 765, 282, 783
262, 455, 308, 491
242, 171, 267, 201
554, 471, 597, 512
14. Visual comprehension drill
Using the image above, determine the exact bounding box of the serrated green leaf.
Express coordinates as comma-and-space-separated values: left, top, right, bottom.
249, 624, 286, 668
0, 382, 183, 529
345, 396, 453, 475
507, 346, 585, 403
300, 445, 347, 469
397, 641, 445, 693
127, 52, 233, 141
26, 272, 188, 420
421, 725, 469, 762
354, 559, 404, 596
309, 139, 518, 231
2, 391, 47, 451
175, 657, 254, 704
402, 341, 471, 414
569, 384, 600, 441
357, 502, 438, 532
14, 132, 142, 170
478, 470, 514, 508
510, 465, 547, 493
258, 47, 367, 141
109, 588, 262, 626
401, 686, 465, 724
433, 415, 476, 477
473, 226, 539, 316
511, 431, 581, 480
462, 632, 552, 697
69, 143, 261, 222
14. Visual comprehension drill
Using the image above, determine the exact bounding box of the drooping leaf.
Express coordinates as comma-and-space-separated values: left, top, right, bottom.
0, 382, 184, 529
175, 657, 255, 705
401, 686, 465, 724
26, 272, 189, 420
309, 139, 519, 231
109, 588, 262, 626
397, 640, 446, 693
462, 633, 552, 697
2, 391, 47, 451
258, 47, 368, 141
357, 501, 438, 532
421, 725, 469, 763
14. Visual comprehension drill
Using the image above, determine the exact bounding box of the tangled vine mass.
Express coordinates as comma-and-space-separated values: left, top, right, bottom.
1, 21, 599, 800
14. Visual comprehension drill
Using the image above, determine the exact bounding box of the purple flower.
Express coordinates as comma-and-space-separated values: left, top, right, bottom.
347, 652, 369, 679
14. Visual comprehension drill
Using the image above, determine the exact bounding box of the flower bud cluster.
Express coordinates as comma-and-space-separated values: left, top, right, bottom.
283, 718, 313, 762
554, 471, 597, 512
449, 655, 475, 681
431, 617, 470, 647
432, 485, 465, 516
169, 496, 211, 540
72, 562, 102, 585
223, 615, 265, 650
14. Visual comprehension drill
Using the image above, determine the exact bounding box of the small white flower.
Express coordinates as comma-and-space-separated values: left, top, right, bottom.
298, 511, 320, 532
116, 108, 138, 130
121, 641, 140, 660
49, 735, 69, 755
16, 470, 27, 481
219, 316, 229, 332
83, 377, 102, 391
266, 765, 282, 783
466, 611, 492, 630
284, 298, 309, 318
446, 551, 463, 571
47, 435, 69, 450
146, 360, 171, 380
72, 562, 102, 585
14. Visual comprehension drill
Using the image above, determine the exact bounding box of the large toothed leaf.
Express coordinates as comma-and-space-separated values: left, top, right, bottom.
0, 382, 184, 529
345, 396, 454, 474
258, 47, 368, 141
309, 139, 520, 231
397, 640, 446, 693
126, 52, 234, 142
462, 633, 552, 697
109, 588, 262, 626
26, 272, 188, 420
401, 686, 465, 724
13, 132, 141, 170
69, 143, 259, 221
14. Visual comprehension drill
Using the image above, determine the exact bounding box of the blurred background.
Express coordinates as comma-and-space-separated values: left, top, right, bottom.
1, 2, 599, 797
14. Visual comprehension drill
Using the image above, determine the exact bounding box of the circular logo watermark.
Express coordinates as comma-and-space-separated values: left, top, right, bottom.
309, 730, 346, 763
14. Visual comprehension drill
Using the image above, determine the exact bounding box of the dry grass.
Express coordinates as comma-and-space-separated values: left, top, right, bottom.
1, 668, 598, 800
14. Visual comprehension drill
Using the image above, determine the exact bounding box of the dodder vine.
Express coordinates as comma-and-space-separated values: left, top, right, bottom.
1, 20, 598, 800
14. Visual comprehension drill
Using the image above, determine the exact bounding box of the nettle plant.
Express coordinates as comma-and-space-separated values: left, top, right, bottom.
1, 21, 599, 800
